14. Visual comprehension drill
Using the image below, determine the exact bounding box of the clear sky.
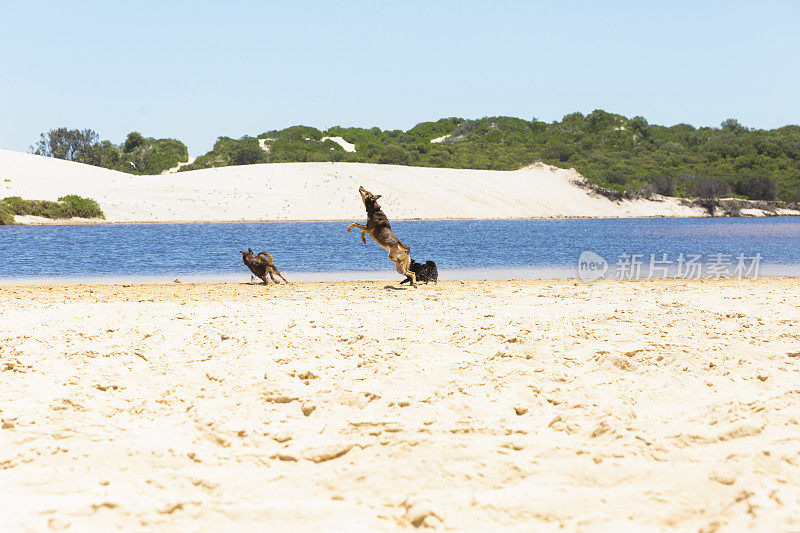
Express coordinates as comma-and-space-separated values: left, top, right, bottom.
1, 0, 798, 156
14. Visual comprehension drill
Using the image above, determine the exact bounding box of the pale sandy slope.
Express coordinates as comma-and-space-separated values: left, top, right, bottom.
1, 279, 799, 530
0, 148, 708, 223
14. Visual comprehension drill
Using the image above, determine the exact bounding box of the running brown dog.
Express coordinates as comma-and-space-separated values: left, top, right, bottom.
240, 248, 289, 284
346, 186, 417, 287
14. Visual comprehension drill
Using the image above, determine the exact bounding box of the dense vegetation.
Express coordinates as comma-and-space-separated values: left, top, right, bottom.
31, 113, 800, 202
178, 126, 347, 171
180, 135, 268, 169
179, 112, 800, 202
31, 128, 188, 175
0, 195, 104, 225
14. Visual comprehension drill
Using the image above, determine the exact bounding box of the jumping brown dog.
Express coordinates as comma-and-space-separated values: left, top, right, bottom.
346, 186, 417, 287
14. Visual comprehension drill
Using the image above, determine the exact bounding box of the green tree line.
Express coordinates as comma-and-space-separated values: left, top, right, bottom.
30, 112, 800, 202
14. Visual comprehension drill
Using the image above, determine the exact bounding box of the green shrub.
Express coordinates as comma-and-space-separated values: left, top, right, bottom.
0, 205, 14, 225
378, 145, 411, 165
113, 137, 188, 174
733, 175, 777, 200
684, 176, 730, 199
232, 145, 265, 166
0, 195, 104, 220
57, 195, 105, 218
649, 176, 677, 196
694, 198, 718, 215
1, 196, 28, 213
123, 131, 144, 152
181, 136, 266, 170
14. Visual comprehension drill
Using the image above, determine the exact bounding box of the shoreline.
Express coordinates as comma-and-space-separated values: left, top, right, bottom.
3, 267, 799, 286
8, 213, 800, 226
0, 276, 786, 290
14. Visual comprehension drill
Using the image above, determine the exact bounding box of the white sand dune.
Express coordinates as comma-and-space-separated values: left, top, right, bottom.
0, 148, 740, 223
258, 137, 274, 154
320, 136, 356, 152
161, 156, 196, 174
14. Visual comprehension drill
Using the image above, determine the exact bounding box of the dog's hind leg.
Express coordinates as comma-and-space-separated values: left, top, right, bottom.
274, 268, 289, 284
394, 257, 417, 288
268, 267, 288, 284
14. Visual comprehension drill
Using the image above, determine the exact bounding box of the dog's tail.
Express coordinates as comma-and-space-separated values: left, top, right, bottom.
257, 251, 274, 264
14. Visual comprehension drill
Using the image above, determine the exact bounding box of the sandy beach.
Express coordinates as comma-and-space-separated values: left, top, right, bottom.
2, 278, 799, 530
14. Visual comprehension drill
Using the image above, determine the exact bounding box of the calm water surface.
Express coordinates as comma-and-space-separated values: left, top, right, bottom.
0, 218, 798, 282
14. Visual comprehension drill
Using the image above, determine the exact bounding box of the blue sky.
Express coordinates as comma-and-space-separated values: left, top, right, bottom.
1, 1, 798, 156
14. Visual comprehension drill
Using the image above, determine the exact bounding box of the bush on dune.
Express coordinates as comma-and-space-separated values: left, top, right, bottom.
179, 136, 268, 170
378, 145, 412, 165
56, 195, 104, 218
0, 195, 104, 224
31, 128, 101, 162
684, 175, 731, 199
113, 135, 188, 175
30, 128, 188, 175
733, 174, 777, 201
0, 205, 14, 225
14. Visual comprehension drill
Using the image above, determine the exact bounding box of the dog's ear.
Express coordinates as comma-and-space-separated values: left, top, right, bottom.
373, 194, 381, 200
248, 247, 253, 253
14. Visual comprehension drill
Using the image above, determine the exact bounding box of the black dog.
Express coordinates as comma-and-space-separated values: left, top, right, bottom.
400, 259, 438, 285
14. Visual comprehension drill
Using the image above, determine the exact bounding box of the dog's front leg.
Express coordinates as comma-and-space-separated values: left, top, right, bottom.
346, 223, 368, 234
346, 223, 370, 245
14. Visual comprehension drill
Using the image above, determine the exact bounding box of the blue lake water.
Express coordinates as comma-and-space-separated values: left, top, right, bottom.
0, 218, 799, 283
